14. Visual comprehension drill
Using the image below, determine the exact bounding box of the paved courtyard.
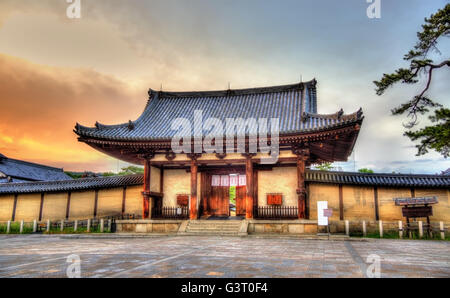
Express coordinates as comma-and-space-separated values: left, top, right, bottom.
0, 235, 448, 278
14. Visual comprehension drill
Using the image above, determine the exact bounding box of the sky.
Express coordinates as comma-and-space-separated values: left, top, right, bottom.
0, 0, 449, 174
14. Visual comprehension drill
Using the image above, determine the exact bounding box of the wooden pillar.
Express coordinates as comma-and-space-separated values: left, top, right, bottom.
338, 184, 344, 220
295, 149, 308, 219
245, 155, 254, 219
11, 194, 18, 221
190, 158, 198, 220
374, 186, 380, 221
65, 192, 71, 220
121, 186, 127, 216
93, 189, 99, 218
142, 159, 151, 219
39, 193, 45, 221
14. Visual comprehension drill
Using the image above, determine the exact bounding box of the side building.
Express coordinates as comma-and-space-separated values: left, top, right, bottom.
0, 153, 71, 183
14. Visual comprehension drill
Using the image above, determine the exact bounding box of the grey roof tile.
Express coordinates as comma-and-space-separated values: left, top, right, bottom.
0, 154, 71, 182
74, 80, 364, 141
305, 170, 450, 188
0, 175, 142, 194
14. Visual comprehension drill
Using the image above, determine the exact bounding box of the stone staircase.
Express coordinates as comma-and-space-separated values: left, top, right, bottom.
179, 220, 247, 236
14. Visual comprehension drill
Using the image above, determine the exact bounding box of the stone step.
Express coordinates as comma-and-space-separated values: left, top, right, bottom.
182, 231, 240, 236
187, 225, 241, 229
184, 220, 243, 235
187, 223, 241, 228
191, 220, 243, 224
186, 226, 239, 231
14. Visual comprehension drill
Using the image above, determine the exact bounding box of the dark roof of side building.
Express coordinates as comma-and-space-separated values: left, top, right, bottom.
75, 80, 364, 141
0, 174, 142, 194
0, 153, 71, 183
306, 170, 450, 188
0, 170, 448, 195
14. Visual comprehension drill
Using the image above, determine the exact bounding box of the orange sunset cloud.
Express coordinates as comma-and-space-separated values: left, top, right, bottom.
0, 53, 146, 172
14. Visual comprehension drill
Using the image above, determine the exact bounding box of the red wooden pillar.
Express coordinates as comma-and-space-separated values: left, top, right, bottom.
245, 155, 254, 219
190, 158, 198, 220
295, 148, 309, 219
142, 159, 151, 219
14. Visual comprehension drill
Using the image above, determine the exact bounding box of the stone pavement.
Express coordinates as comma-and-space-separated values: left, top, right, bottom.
0, 235, 448, 278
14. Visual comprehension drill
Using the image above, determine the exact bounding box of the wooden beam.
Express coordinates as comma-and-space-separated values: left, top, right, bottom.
160, 167, 164, 193
253, 168, 258, 209
65, 192, 71, 220
143, 159, 151, 219
121, 186, 127, 216
245, 155, 254, 219
339, 184, 344, 220
39, 193, 45, 221
142, 191, 164, 198
190, 158, 198, 220
93, 189, 99, 218
374, 187, 379, 221
305, 183, 310, 219
297, 157, 306, 219
11, 194, 18, 221
294, 148, 309, 219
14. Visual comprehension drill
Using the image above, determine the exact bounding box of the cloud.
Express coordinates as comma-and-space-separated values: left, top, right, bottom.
0, 53, 144, 171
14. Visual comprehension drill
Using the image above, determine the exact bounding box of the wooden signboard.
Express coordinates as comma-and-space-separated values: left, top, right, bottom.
177, 195, 189, 206
402, 206, 432, 218
267, 194, 282, 205
394, 196, 438, 206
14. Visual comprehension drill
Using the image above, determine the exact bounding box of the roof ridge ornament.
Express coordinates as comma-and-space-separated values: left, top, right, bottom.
357, 107, 363, 119
337, 109, 344, 120
127, 120, 135, 130
301, 112, 309, 123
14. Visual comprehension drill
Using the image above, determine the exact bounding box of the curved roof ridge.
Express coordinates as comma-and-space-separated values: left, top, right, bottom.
149, 79, 316, 98
2, 156, 64, 172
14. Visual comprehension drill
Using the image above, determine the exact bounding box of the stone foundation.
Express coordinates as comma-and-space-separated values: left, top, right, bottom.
243, 219, 317, 235
115, 219, 318, 235
115, 219, 183, 233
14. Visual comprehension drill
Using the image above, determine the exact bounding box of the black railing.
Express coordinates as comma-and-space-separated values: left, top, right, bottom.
151, 206, 189, 219
254, 206, 298, 219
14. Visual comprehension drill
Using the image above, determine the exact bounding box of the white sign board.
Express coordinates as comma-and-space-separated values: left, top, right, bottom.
229, 175, 238, 187
317, 201, 328, 226
211, 175, 221, 186
220, 175, 230, 187
238, 175, 246, 186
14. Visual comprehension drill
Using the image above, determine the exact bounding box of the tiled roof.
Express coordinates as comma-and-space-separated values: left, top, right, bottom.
0, 154, 71, 182
0, 175, 143, 194
1, 170, 448, 195
75, 80, 364, 141
306, 170, 450, 188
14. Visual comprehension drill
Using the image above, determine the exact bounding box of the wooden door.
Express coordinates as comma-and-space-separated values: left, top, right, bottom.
210, 185, 229, 217
235, 186, 246, 216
